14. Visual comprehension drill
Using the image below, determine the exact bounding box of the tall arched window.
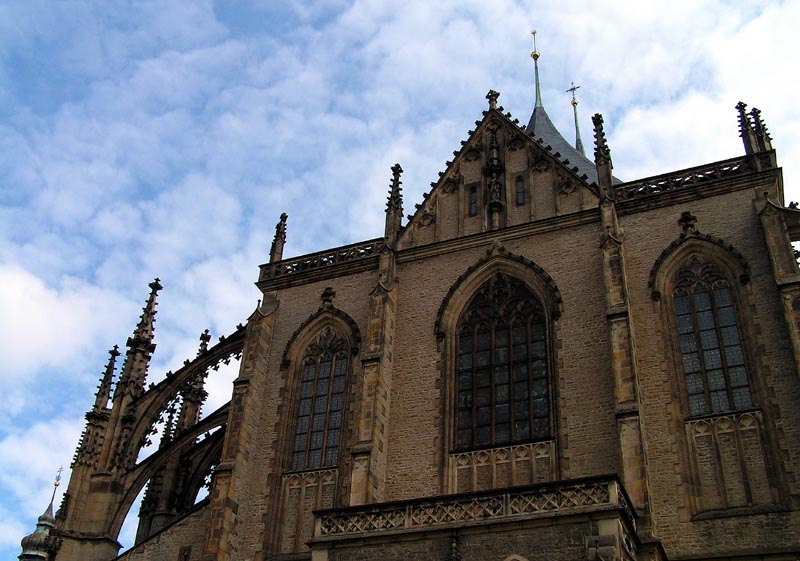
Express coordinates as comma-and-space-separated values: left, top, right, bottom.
290, 327, 348, 471
672, 257, 753, 416
456, 273, 550, 450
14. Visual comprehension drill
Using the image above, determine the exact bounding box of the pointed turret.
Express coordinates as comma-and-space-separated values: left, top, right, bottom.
115, 279, 162, 401
524, 32, 600, 184
177, 330, 210, 433
19, 469, 61, 561
93, 346, 119, 412
385, 163, 404, 243
736, 101, 758, 155
592, 113, 614, 202
269, 213, 288, 263
750, 106, 773, 152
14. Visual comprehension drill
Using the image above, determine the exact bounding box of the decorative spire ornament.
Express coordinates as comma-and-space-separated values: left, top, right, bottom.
592, 113, 614, 201
566, 81, 585, 156
385, 163, 404, 242
115, 279, 161, 400
269, 213, 288, 263
531, 30, 543, 108
93, 346, 119, 411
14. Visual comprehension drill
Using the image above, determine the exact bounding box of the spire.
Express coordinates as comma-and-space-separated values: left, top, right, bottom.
115, 279, 162, 400
567, 82, 585, 156
159, 402, 177, 449
592, 113, 614, 201
19, 468, 61, 560
736, 101, 758, 155
133, 279, 161, 344
93, 346, 119, 411
531, 30, 542, 108
524, 32, 601, 184
750, 106, 773, 152
269, 212, 288, 263
385, 163, 403, 242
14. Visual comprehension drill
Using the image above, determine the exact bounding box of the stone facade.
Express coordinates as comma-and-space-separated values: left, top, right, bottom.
43, 89, 800, 561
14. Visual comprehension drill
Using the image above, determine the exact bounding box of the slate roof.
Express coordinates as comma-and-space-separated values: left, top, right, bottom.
526, 104, 601, 185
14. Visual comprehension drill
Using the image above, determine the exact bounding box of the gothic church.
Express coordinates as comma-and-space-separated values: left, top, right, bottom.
20, 42, 800, 561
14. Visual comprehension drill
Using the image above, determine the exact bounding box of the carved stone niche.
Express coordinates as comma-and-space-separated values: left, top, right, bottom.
442, 177, 459, 194
464, 149, 481, 162
507, 137, 525, 151
558, 178, 576, 196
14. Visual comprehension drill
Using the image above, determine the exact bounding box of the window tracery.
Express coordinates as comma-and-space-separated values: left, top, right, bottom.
456, 273, 550, 450
672, 256, 753, 416
289, 327, 348, 471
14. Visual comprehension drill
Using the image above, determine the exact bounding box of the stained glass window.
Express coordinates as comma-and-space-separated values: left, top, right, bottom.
290, 328, 348, 470
672, 257, 753, 416
456, 273, 551, 450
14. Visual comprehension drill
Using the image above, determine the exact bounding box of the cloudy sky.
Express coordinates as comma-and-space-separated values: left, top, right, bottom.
1, 0, 798, 555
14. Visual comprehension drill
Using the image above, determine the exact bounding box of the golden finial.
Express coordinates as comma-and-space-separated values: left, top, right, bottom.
530, 29, 540, 60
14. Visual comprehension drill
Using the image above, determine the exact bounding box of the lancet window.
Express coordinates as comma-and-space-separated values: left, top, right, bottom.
456, 273, 551, 450
290, 327, 348, 471
469, 184, 479, 216
515, 176, 525, 205
672, 257, 753, 416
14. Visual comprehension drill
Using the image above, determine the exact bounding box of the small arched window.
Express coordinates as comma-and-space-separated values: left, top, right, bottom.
290, 327, 348, 470
672, 257, 753, 416
515, 176, 525, 205
456, 273, 551, 450
469, 184, 478, 216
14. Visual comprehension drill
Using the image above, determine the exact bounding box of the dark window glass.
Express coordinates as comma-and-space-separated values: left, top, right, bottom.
515, 176, 525, 205
469, 185, 478, 216
290, 328, 349, 470
455, 273, 551, 450
672, 258, 753, 416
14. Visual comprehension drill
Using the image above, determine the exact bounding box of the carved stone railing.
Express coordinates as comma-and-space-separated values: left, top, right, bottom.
259, 238, 384, 282
314, 475, 634, 538
614, 155, 756, 201
448, 441, 556, 493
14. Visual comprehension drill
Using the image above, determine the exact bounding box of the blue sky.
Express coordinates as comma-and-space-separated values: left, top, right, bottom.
1, 0, 798, 556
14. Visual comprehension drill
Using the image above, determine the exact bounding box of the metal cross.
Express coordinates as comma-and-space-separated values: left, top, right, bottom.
566, 81, 581, 100
55, 466, 64, 486
531, 29, 537, 50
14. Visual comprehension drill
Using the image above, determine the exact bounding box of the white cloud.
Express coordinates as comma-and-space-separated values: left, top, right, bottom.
2, 1, 799, 558
0, 265, 135, 381
0, 417, 83, 548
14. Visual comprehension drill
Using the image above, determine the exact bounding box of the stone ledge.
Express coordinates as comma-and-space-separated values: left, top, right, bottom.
312, 475, 635, 540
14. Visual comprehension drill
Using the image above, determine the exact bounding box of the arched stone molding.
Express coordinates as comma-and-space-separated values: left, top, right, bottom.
649, 233, 750, 302
281, 306, 361, 367
503, 555, 530, 561
435, 243, 563, 341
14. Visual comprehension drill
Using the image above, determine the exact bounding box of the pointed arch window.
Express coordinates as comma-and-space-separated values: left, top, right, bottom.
290, 327, 348, 471
672, 257, 753, 416
456, 273, 551, 450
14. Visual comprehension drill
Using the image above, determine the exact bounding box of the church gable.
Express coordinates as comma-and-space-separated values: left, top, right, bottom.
397, 92, 599, 250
